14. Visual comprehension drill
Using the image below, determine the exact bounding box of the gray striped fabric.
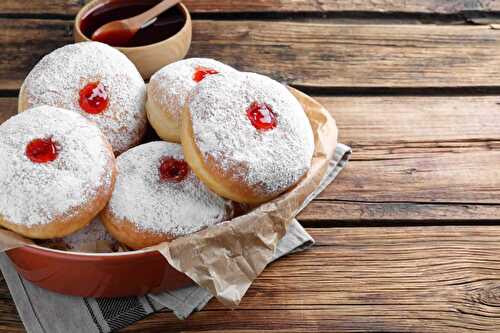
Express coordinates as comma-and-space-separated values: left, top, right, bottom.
0, 144, 351, 333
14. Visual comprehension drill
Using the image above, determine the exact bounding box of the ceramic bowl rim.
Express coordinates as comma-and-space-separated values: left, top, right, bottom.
73, 0, 191, 51
9, 243, 158, 260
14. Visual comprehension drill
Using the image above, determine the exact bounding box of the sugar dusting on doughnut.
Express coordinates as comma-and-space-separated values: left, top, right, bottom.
108, 141, 233, 236
21, 42, 147, 154
61, 218, 115, 249
39, 217, 119, 252
0, 106, 114, 226
188, 72, 315, 196
148, 58, 238, 121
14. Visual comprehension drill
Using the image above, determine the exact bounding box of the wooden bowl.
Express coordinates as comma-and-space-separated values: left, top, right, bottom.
7, 245, 193, 297
73, 0, 192, 79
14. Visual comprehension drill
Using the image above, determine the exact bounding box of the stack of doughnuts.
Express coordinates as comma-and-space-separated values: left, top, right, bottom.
0, 42, 315, 250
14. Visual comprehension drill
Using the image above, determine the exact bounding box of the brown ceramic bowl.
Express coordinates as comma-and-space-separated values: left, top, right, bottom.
7, 245, 193, 297
73, 0, 192, 79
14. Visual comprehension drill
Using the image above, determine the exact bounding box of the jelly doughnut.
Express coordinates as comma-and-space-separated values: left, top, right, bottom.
101, 141, 234, 249
0, 106, 116, 239
146, 58, 237, 142
181, 72, 315, 204
18, 41, 147, 155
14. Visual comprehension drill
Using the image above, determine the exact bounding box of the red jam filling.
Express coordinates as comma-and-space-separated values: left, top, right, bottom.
246, 102, 277, 131
193, 66, 219, 82
79, 82, 109, 114
26, 138, 58, 163
159, 157, 189, 182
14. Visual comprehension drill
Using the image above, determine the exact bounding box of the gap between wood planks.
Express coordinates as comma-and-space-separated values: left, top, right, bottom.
1, 10, 500, 24
3, 0, 500, 25
5, 86, 500, 100
6, 86, 500, 99
3, 0, 500, 16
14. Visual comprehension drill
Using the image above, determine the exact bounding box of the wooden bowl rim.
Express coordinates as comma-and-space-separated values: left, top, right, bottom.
73, 0, 192, 51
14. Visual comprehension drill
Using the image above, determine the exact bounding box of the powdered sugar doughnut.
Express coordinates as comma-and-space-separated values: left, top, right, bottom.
146, 58, 237, 142
19, 42, 147, 155
182, 72, 315, 204
0, 106, 116, 239
101, 141, 234, 249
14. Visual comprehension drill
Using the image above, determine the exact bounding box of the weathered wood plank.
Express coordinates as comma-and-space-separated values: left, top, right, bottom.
0, 0, 83, 15
2, 0, 500, 15
3, 94, 500, 220
3, 20, 500, 90
317, 96, 500, 158
5, 95, 500, 149
0, 98, 16, 124
123, 226, 500, 331
4, 96, 500, 150
0, 19, 72, 90
188, 22, 500, 89
320, 150, 500, 203
315, 95, 500, 205
3, 226, 500, 332
298, 200, 500, 222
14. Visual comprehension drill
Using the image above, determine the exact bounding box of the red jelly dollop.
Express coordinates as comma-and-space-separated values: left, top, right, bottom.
26, 138, 58, 163
193, 66, 219, 82
159, 157, 189, 182
79, 82, 109, 114
246, 102, 277, 131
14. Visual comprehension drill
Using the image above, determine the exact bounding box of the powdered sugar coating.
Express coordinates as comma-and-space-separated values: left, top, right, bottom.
0, 106, 114, 226
21, 42, 147, 154
108, 141, 233, 236
61, 217, 115, 248
188, 72, 315, 196
148, 58, 237, 122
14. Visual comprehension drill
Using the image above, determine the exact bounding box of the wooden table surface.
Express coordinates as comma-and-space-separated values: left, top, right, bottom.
2, 0, 500, 332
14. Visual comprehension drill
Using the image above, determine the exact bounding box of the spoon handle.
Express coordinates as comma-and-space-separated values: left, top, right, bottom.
128, 0, 181, 26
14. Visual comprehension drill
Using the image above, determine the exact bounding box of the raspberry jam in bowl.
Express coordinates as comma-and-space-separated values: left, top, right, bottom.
74, 0, 192, 79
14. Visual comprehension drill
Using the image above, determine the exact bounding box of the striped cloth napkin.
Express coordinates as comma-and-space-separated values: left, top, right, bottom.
0, 143, 351, 333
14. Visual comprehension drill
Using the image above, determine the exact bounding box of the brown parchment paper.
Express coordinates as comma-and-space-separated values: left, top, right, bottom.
153, 87, 338, 307
0, 229, 34, 252
0, 88, 337, 308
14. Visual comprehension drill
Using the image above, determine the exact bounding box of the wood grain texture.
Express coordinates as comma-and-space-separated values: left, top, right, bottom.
321, 150, 500, 203
3, 95, 500, 149
188, 22, 500, 88
2, 94, 500, 220
5, 95, 500, 146
0, 19, 72, 90
313, 95, 500, 206
2, 0, 500, 15
317, 96, 500, 158
3, 20, 500, 90
3, 226, 500, 332
112, 227, 500, 331
298, 200, 500, 222
0, 0, 83, 15
0, 98, 16, 124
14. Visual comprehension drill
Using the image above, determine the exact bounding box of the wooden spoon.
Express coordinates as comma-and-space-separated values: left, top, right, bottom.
91, 0, 181, 46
